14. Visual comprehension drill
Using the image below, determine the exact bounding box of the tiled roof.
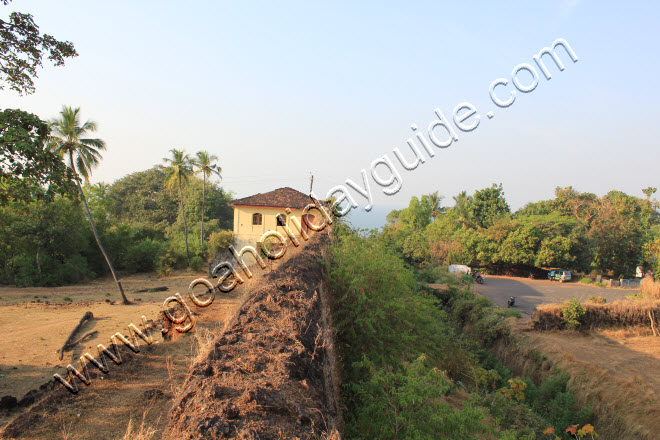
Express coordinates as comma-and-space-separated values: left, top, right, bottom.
229, 187, 315, 210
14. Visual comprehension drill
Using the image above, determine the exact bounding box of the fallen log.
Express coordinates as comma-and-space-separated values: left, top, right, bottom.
59, 311, 94, 360
135, 286, 169, 293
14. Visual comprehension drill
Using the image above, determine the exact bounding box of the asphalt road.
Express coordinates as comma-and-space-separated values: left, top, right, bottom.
475, 276, 639, 315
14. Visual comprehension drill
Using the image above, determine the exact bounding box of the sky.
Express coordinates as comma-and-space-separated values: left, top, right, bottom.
2, 0, 659, 229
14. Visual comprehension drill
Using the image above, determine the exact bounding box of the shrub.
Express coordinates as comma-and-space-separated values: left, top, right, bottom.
123, 239, 164, 273
190, 255, 204, 272
156, 250, 176, 277
63, 296, 72, 302
561, 298, 586, 329
346, 355, 492, 439
579, 277, 592, 285
206, 230, 233, 259
504, 308, 522, 319
593, 281, 606, 288
588, 296, 606, 304
641, 277, 660, 298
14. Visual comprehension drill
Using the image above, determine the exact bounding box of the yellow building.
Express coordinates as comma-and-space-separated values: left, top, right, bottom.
229, 187, 321, 249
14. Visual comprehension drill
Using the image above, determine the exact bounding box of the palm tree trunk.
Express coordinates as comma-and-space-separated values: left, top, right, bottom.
36, 245, 41, 273
200, 175, 206, 247
178, 180, 191, 267
71, 155, 130, 304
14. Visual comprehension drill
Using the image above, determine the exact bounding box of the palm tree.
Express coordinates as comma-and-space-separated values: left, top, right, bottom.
48, 106, 130, 304
427, 191, 444, 222
193, 151, 222, 246
163, 148, 193, 267
452, 190, 473, 229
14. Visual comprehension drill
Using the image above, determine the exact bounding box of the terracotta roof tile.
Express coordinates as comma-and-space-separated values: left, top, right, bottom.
229, 187, 315, 210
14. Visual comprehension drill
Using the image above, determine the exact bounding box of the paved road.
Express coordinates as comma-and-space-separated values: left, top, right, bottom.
475, 276, 638, 315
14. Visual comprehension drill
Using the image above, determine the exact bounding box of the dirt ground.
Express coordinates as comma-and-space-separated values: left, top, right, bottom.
0, 243, 308, 439
0, 270, 209, 405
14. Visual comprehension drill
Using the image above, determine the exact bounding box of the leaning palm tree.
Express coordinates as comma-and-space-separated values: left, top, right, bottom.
193, 151, 222, 247
427, 191, 444, 223
163, 148, 193, 267
48, 106, 130, 304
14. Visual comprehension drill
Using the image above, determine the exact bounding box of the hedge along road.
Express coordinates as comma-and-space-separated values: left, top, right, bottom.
475, 276, 639, 315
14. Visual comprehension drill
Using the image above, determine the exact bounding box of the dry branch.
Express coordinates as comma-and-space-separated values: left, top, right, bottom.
59, 311, 94, 360
650, 310, 659, 337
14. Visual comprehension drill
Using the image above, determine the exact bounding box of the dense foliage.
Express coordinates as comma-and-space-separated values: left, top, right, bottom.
0, 164, 233, 286
329, 225, 596, 438
382, 185, 660, 278
0, 109, 77, 203
329, 225, 521, 439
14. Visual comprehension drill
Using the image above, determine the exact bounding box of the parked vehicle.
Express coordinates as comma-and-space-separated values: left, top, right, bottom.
449, 264, 471, 275
548, 269, 572, 282
472, 271, 484, 284
507, 296, 516, 308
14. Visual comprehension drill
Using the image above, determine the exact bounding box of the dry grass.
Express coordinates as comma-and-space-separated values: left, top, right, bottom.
120, 410, 159, 440
641, 276, 660, 298
532, 298, 660, 331
492, 328, 660, 440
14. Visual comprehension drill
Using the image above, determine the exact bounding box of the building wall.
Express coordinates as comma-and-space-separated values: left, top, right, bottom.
232, 206, 315, 249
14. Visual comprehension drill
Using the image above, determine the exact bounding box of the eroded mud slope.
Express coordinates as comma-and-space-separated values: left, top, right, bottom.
165, 231, 341, 440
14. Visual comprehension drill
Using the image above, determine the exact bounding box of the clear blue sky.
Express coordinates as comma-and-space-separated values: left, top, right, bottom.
2, 1, 658, 228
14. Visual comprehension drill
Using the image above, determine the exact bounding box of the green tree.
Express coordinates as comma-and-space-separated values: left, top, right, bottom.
47, 106, 130, 304
452, 190, 474, 229
163, 148, 193, 267
642, 187, 657, 200
193, 150, 222, 247
83, 182, 112, 219
0, 2, 77, 94
471, 183, 510, 228
107, 166, 180, 227
426, 191, 444, 223
0, 109, 76, 203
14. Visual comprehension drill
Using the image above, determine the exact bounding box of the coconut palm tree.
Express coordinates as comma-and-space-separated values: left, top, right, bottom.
48, 106, 130, 304
163, 148, 193, 267
193, 151, 222, 246
427, 191, 444, 223
452, 190, 474, 229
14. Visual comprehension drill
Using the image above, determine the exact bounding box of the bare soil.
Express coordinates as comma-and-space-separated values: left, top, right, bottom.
0, 270, 209, 409
0, 238, 323, 440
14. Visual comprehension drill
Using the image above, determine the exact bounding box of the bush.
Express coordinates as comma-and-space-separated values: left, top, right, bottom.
206, 230, 233, 259
504, 308, 522, 319
641, 276, 660, 298
579, 277, 592, 285
123, 239, 164, 273
347, 356, 492, 440
593, 281, 606, 288
561, 298, 586, 329
190, 255, 204, 272
461, 273, 474, 284
329, 231, 494, 437
588, 296, 606, 304
156, 249, 176, 277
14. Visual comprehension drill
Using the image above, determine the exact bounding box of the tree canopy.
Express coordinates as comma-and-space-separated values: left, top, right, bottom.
0, 108, 76, 204
382, 184, 660, 278
0, 4, 78, 94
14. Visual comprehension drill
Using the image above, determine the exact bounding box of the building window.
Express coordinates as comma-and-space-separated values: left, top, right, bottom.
252, 213, 262, 225
276, 214, 286, 226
